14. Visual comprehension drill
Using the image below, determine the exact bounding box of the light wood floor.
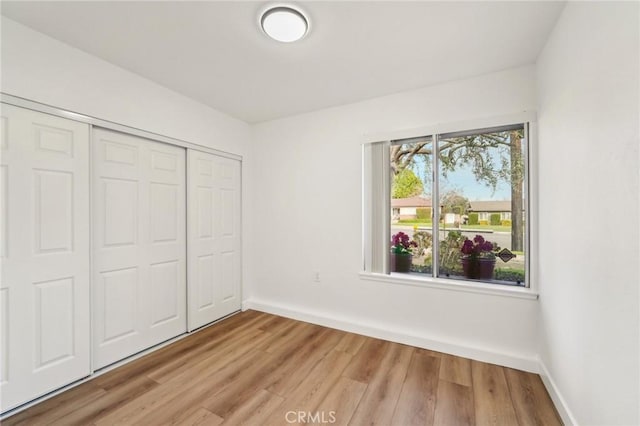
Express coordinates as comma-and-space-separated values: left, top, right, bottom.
4, 310, 562, 425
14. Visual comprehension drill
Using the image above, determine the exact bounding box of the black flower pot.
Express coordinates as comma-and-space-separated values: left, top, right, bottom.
461, 257, 495, 279
391, 253, 412, 273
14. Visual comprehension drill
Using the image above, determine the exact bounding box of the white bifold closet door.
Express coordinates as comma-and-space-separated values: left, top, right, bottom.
187, 150, 241, 331
0, 104, 91, 412
92, 128, 186, 370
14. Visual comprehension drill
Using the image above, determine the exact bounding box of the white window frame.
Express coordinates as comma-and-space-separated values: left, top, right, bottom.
361, 113, 538, 299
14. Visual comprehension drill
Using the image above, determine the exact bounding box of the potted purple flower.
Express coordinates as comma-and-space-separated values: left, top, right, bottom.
390, 231, 417, 273
460, 235, 498, 279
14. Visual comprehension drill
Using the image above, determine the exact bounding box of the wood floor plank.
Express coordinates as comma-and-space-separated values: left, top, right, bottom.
334, 332, 367, 356
145, 349, 276, 425
93, 310, 265, 390
205, 326, 343, 418
259, 321, 324, 356
391, 351, 441, 425
266, 328, 344, 396
504, 368, 563, 426
439, 353, 472, 386
342, 337, 391, 383
5, 312, 562, 426
48, 375, 159, 426
2, 383, 107, 426
314, 377, 367, 426
257, 314, 293, 331
471, 360, 519, 426
348, 343, 414, 425
263, 349, 353, 425
220, 389, 284, 426
94, 333, 272, 425
433, 380, 475, 426
169, 407, 223, 426
200, 350, 283, 419
415, 347, 444, 358
147, 318, 272, 384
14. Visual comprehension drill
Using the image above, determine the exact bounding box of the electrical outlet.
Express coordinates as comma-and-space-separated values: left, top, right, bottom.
313, 271, 321, 282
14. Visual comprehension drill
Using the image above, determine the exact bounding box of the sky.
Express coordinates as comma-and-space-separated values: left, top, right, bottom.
411, 147, 512, 201
440, 168, 511, 200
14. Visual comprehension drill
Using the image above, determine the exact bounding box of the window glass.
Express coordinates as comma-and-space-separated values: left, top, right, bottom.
390, 137, 433, 275
386, 124, 528, 287
437, 127, 526, 285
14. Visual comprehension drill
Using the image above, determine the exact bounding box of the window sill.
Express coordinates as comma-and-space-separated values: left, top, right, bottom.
358, 271, 538, 300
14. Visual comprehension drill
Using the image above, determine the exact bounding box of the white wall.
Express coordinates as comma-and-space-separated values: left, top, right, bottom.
249, 66, 540, 368
0, 18, 250, 155
0, 17, 254, 297
537, 2, 639, 425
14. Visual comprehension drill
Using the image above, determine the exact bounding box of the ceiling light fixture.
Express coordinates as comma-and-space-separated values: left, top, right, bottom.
260, 5, 309, 43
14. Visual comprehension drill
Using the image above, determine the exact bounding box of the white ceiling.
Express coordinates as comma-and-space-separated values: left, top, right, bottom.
1, 1, 565, 123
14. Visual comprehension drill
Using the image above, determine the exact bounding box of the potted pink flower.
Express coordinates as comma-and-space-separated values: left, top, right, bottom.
390, 232, 417, 273
460, 235, 498, 279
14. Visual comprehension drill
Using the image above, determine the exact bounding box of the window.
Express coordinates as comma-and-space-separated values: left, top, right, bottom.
364, 123, 529, 287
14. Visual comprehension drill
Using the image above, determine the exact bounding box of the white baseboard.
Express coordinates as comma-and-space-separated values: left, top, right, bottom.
243, 298, 540, 373
538, 359, 578, 425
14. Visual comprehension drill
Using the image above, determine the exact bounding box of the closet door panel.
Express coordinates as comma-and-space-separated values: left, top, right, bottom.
0, 104, 90, 412
187, 150, 241, 331
92, 131, 144, 369
92, 129, 186, 370
146, 143, 186, 343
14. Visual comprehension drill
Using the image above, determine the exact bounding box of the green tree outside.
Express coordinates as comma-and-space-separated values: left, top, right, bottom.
392, 168, 423, 199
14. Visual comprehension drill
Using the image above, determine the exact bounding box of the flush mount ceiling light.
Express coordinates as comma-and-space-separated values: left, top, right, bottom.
260, 5, 309, 42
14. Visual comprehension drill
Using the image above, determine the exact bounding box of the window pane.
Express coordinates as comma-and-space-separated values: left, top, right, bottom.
389, 137, 433, 275
437, 127, 526, 286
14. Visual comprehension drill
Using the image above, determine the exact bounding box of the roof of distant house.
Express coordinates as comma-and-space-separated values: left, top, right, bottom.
468, 200, 511, 212
391, 196, 433, 208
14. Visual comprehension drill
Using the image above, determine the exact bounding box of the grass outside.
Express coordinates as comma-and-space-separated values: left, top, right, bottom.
459, 224, 511, 232
396, 220, 511, 233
